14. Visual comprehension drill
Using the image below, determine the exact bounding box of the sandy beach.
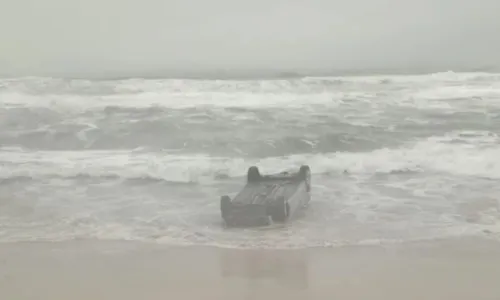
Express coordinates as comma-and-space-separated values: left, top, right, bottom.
1, 237, 500, 300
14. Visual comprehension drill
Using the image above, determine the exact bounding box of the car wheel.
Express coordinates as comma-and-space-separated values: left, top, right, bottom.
220, 195, 231, 217
271, 196, 289, 223
299, 165, 311, 192
247, 166, 261, 183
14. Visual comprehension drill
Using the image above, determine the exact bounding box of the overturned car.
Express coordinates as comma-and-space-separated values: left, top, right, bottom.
220, 165, 311, 227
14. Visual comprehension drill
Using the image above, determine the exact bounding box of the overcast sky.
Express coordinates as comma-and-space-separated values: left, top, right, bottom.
1, 0, 499, 77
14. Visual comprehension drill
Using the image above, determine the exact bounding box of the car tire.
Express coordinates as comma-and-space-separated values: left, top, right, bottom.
220, 195, 231, 217
299, 165, 311, 192
270, 195, 289, 223
247, 166, 261, 183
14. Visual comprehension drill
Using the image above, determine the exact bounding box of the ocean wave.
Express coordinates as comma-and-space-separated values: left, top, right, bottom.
1, 132, 498, 183
1, 74, 499, 115
0, 107, 395, 153
2, 70, 500, 92
1, 71, 499, 94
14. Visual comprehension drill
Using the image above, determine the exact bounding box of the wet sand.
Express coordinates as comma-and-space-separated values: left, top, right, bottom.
1, 237, 500, 300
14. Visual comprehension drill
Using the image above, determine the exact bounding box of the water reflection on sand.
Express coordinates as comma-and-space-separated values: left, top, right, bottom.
219, 247, 309, 298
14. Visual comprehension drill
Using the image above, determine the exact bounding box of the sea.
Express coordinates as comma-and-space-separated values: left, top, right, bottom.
1, 71, 499, 249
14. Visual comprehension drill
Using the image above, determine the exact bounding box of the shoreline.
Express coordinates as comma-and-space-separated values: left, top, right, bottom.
1, 236, 500, 300
1, 234, 499, 250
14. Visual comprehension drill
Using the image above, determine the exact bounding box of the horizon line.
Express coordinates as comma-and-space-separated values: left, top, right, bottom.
1, 65, 498, 80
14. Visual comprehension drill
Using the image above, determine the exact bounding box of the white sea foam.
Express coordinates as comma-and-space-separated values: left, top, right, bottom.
1, 71, 499, 111
1, 131, 498, 182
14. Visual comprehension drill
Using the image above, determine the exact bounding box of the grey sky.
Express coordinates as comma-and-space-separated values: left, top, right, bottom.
1, 0, 499, 77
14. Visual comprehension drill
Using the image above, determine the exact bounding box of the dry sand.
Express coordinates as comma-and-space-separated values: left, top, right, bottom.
1, 237, 500, 300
